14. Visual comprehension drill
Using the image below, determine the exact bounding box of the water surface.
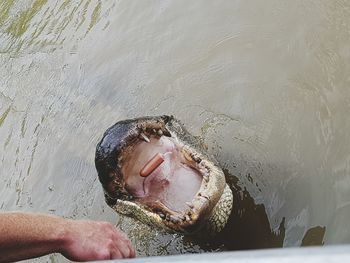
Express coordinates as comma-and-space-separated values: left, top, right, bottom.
1, 0, 350, 262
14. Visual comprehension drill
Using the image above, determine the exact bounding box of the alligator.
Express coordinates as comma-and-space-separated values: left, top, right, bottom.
95, 115, 233, 234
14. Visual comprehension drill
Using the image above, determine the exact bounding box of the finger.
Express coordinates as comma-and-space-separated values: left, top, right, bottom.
120, 236, 136, 258
129, 246, 136, 258
117, 230, 129, 240
123, 244, 135, 259
117, 242, 132, 258
124, 239, 136, 258
110, 249, 122, 259
111, 228, 135, 258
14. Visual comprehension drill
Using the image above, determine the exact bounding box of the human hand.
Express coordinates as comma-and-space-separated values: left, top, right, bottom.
60, 219, 136, 261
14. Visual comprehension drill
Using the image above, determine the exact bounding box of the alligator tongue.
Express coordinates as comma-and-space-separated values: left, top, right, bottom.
123, 136, 202, 212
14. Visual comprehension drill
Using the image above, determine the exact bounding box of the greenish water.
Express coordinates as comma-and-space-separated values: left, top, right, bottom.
1, 1, 350, 262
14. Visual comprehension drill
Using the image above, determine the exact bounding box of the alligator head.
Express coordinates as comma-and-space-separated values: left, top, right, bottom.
95, 115, 233, 234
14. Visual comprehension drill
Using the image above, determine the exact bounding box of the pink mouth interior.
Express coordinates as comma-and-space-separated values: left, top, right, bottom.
122, 136, 202, 213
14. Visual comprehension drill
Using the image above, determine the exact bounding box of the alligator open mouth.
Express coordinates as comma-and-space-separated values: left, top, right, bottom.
123, 135, 202, 215
95, 116, 233, 234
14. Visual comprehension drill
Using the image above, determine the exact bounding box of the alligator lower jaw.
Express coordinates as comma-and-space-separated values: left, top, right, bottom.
117, 131, 226, 233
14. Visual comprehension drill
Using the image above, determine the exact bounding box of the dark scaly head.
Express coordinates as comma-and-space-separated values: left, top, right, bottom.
95, 115, 233, 234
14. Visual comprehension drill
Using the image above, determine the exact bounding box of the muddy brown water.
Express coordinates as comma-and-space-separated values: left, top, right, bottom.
1, 0, 350, 262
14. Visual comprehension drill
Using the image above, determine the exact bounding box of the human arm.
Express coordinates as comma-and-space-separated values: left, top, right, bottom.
0, 212, 135, 262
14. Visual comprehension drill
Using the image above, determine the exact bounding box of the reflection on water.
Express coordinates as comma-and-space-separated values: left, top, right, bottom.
0, 0, 112, 54
1, 0, 350, 262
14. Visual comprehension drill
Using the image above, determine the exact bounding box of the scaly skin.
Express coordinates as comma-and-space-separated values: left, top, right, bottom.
95, 116, 233, 234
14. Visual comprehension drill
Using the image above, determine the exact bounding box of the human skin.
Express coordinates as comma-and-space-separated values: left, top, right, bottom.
0, 212, 136, 262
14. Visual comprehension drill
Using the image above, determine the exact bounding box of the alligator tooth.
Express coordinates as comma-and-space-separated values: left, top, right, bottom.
183, 148, 195, 163
180, 215, 186, 221
203, 173, 209, 182
169, 215, 179, 223
163, 129, 171, 137
194, 156, 202, 163
200, 194, 210, 201
157, 129, 163, 136
140, 132, 150, 143
185, 215, 190, 221
190, 152, 201, 163
190, 152, 195, 158
152, 129, 157, 134
186, 202, 194, 209
199, 160, 205, 168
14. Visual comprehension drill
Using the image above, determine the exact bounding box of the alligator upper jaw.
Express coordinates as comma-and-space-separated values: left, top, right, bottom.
119, 131, 226, 233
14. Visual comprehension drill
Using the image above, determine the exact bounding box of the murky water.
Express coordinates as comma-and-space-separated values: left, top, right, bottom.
1, 0, 350, 261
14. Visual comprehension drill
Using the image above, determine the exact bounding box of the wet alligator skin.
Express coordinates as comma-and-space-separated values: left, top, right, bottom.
95, 115, 233, 234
